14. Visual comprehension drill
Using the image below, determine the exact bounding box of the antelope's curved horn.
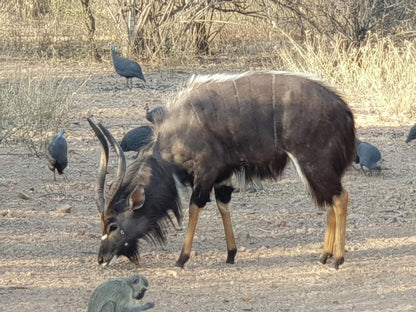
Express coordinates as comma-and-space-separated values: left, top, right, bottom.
97, 123, 126, 211
87, 118, 109, 213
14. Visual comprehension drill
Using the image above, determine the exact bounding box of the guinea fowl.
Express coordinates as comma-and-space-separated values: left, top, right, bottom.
406, 124, 416, 143
46, 129, 68, 181
120, 126, 154, 153
110, 43, 145, 88
355, 139, 382, 172
145, 104, 166, 125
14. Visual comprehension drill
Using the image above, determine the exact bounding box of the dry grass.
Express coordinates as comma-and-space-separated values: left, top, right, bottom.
272, 33, 416, 125
0, 0, 414, 126
0, 69, 79, 156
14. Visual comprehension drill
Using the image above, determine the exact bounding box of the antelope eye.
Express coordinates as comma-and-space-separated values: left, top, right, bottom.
108, 223, 118, 233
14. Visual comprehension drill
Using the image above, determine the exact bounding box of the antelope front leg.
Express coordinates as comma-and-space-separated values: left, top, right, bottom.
217, 202, 237, 263
175, 203, 201, 268
320, 189, 348, 269
175, 188, 211, 268
214, 183, 237, 264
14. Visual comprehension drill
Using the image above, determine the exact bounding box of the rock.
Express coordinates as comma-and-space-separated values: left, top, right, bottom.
7, 210, 17, 218
76, 230, 86, 237
296, 228, 304, 234
17, 192, 30, 200
242, 294, 252, 302
166, 270, 178, 278
2, 210, 16, 218
57, 204, 71, 213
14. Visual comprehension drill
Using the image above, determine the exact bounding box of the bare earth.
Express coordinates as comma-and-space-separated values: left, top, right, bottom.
1, 67, 416, 312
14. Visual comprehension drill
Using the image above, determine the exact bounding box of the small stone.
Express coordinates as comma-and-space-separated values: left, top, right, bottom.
166, 270, 178, 278
17, 192, 30, 200
6, 210, 17, 218
242, 294, 252, 302
238, 246, 247, 252
57, 204, 71, 213
277, 221, 287, 227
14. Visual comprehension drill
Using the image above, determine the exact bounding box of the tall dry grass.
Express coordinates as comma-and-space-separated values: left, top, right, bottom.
0, 70, 78, 156
0, 0, 414, 126
272, 33, 416, 124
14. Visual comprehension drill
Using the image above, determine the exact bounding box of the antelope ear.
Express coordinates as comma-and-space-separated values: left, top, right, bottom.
127, 185, 145, 211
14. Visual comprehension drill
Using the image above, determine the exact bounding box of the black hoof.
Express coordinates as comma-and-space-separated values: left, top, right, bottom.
175, 254, 189, 268
334, 257, 344, 269
320, 252, 333, 264
226, 248, 237, 264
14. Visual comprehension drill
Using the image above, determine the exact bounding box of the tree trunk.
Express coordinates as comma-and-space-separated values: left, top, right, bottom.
80, 0, 101, 61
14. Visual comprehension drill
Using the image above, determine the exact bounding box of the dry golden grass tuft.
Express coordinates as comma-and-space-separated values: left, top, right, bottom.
273, 33, 416, 125
0, 69, 80, 156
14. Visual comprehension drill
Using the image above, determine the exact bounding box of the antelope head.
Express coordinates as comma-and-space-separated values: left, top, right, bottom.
87, 118, 150, 266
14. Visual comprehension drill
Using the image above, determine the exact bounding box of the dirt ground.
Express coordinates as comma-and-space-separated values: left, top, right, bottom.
1, 66, 416, 312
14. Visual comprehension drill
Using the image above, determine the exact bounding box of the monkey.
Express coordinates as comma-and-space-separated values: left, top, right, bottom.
87, 274, 155, 312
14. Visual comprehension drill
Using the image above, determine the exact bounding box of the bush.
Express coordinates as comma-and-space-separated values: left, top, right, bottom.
0, 70, 75, 156
272, 33, 416, 123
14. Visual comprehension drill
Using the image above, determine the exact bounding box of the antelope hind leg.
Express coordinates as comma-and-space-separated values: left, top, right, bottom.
320, 206, 336, 264
320, 189, 348, 269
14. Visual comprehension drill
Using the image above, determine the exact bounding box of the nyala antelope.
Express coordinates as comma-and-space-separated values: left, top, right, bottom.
88, 71, 356, 269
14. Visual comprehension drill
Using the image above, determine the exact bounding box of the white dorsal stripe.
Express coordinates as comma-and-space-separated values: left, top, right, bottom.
166, 70, 335, 110
186, 70, 323, 87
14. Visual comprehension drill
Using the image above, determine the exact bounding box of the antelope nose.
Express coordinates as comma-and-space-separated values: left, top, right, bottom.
98, 256, 104, 264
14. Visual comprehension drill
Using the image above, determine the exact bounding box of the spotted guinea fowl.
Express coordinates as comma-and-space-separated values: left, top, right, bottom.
120, 125, 154, 153
145, 104, 166, 125
405, 124, 416, 143
110, 43, 146, 87
354, 139, 382, 172
46, 129, 68, 181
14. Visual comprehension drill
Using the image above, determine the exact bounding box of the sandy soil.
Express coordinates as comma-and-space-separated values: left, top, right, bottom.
1, 67, 416, 312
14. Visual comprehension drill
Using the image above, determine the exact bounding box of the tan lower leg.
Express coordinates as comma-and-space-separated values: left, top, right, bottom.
217, 201, 237, 263
333, 189, 348, 268
175, 203, 201, 267
321, 207, 336, 264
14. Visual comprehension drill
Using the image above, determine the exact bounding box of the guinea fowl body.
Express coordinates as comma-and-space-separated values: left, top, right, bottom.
355, 139, 381, 171
145, 104, 166, 124
120, 126, 154, 152
46, 129, 68, 180
406, 124, 416, 143
110, 44, 145, 87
